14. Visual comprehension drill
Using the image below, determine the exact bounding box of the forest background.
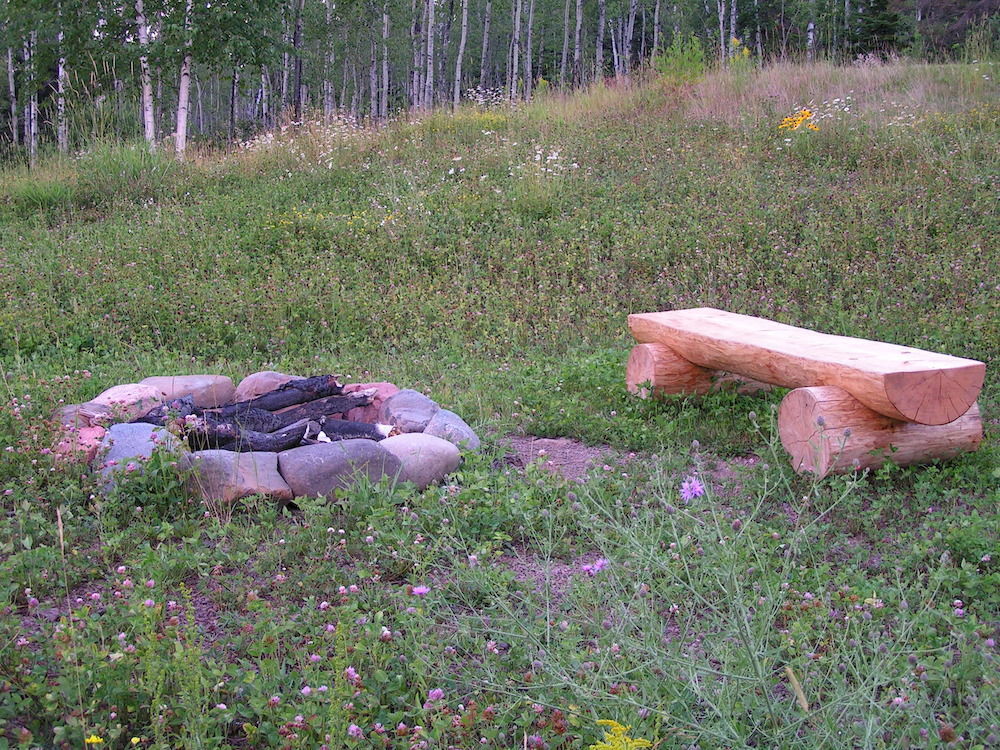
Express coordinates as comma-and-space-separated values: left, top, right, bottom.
1, 0, 997, 163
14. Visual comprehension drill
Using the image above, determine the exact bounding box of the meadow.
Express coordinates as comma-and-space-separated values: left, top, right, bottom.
0, 59, 998, 748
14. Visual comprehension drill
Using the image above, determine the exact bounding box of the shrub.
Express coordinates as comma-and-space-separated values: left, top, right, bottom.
653, 34, 707, 84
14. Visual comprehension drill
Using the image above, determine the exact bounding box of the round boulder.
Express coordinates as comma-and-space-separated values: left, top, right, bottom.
378, 389, 440, 433
140, 375, 236, 408
278, 439, 402, 500
89, 383, 163, 421
423, 408, 481, 450
379, 433, 461, 491
233, 371, 299, 402
183, 450, 293, 505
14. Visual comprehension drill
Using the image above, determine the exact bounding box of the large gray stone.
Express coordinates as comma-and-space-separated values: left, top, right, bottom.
183, 450, 292, 505
140, 375, 235, 408
379, 433, 461, 491
278, 439, 402, 500
423, 408, 481, 450
96, 423, 182, 486
378, 389, 440, 433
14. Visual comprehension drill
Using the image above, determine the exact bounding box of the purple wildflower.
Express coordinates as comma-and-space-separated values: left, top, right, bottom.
679, 476, 705, 502
411, 585, 430, 596
347, 723, 364, 739
582, 558, 610, 576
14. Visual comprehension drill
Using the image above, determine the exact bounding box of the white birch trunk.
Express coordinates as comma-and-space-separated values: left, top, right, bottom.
453, 0, 468, 106
56, 18, 68, 154
652, 0, 661, 54
625, 0, 637, 72
135, 0, 156, 150
370, 40, 378, 119
806, 20, 816, 60
730, 0, 737, 54
380, 7, 389, 118
293, 0, 305, 122
611, 21, 620, 76
174, 0, 194, 160
423, 0, 435, 108
559, 0, 570, 87
596, 0, 606, 79
24, 34, 37, 167
717, 0, 727, 64
572, 0, 583, 85
6, 47, 17, 145
523, 0, 534, 99
509, 0, 521, 100
479, 0, 492, 88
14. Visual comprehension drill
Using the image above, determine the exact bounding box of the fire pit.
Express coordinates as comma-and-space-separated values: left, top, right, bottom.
53, 372, 480, 504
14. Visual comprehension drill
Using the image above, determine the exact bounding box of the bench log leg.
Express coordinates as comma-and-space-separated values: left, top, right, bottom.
779, 385, 983, 477
626, 343, 773, 399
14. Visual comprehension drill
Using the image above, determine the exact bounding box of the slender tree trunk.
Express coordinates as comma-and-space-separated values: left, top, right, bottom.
56, 13, 68, 154
524, 0, 535, 99
652, 0, 661, 54
424, 0, 435, 107
6, 48, 16, 146
174, 0, 194, 160
572, 0, 583, 85
730, 0, 738, 54
229, 67, 239, 143
640, 4, 647, 61
625, 0, 637, 72
369, 40, 378, 119
509, 0, 522, 100
281, 11, 290, 108
479, 0, 492, 88
293, 0, 305, 121
24, 34, 37, 168
411, 0, 422, 106
440, 0, 454, 104
323, 0, 333, 123
453, 0, 468, 106
717, 0, 727, 63
596, 0, 607, 79
611, 20, 621, 76
755, 0, 763, 57
560, 0, 570, 87
135, 0, 157, 150
382, 5, 390, 118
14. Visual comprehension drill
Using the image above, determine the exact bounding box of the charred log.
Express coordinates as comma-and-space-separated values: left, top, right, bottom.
236, 375, 344, 410
133, 395, 198, 426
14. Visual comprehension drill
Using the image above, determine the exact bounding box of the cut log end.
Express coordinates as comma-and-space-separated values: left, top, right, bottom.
626, 343, 714, 398
884, 364, 986, 426
779, 385, 983, 477
626, 343, 774, 399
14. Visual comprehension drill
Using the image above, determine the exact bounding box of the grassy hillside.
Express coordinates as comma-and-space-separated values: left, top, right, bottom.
0, 61, 997, 748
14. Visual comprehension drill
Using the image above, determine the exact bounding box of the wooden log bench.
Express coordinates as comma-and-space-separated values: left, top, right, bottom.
626, 307, 985, 476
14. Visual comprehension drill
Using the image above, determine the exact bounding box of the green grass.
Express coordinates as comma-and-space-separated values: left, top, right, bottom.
0, 61, 997, 748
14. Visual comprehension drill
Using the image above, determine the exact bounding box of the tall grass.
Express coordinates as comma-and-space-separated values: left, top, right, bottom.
0, 60, 997, 748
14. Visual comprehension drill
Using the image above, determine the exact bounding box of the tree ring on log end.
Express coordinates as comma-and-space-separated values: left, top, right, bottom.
884, 365, 985, 426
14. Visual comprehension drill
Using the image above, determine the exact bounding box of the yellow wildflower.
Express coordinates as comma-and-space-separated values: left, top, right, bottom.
590, 719, 653, 750
778, 108, 819, 132
84, 735, 104, 745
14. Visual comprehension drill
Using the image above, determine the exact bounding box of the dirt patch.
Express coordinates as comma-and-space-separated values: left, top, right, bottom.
504, 435, 623, 483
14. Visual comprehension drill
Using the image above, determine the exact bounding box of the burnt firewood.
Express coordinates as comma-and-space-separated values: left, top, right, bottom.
264, 390, 376, 430
314, 417, 393, 442
204, 404, 283, 433
133, 395, 198, 426
235, 375, 344, 410
187, 419, 325, 452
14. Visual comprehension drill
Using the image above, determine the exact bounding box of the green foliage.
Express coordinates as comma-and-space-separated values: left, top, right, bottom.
0, 63, 998, 748
74, 144, 185, 208
652, 34, 706, 83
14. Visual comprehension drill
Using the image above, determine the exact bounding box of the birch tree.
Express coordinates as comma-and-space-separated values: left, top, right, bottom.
453, 0, 468, 105
135, 0, 157, 150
